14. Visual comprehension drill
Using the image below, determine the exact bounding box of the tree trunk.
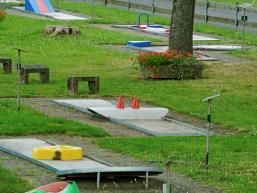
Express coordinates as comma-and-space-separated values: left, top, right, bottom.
169, 0, 196, 53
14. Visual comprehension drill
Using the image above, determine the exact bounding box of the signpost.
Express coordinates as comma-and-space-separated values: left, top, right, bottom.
239, 1, 255, 49
14, 48, 28, 112
201, 93, 221, 174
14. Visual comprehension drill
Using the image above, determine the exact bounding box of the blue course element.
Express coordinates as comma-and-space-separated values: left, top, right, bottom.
138, 13, 149, 27
127, 41, 151, 47
25, 0, 55, 14
25, 0, 40, 13
43, 0, 55, 12
147, 24, 164, 28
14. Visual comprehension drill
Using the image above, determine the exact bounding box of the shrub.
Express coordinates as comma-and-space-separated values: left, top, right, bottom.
133, 50, 204, 79
0, 9, 6, 22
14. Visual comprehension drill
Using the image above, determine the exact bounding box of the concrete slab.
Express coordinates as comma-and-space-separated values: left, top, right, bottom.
128, 44, 242, 51
193, 44, 242, 51
87, 107, 169, 120
113, 119, 207, 136
112, 25, 219, 41
0, 138, 162, 178
55, 99, 207, 136
54, 99, 114, 114
0, 0, 20, 2
13, 6, 88, 20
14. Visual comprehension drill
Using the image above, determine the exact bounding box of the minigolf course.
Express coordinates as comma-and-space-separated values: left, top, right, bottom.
0, 138, 162, 188
16, 0, 87, 20
54, 98, 208, 136
25, 0, 55, 14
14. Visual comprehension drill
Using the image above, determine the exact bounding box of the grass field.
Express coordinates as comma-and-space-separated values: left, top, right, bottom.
0, 2, 257, 193
0, 99, 108, 137
0, 14, 256, 133
0, 165, 33, 193
96, 136, 257, 193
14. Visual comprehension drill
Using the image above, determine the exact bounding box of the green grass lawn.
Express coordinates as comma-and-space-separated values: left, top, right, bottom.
0, 99, 108, 136
0, 3, 256, 193
96, 136, 257, 193
0, 13, 256, 133
0, 165, 33, 193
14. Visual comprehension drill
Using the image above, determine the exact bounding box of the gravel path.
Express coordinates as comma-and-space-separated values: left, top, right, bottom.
0, 97, 227, 193
0, 134, 223, 193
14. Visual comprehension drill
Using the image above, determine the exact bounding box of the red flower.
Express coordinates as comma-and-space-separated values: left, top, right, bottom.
129, 57, 133, 61
154, 73, 160, 78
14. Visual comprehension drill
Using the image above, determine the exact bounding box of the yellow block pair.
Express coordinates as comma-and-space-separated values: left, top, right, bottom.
32, 145, 83, 160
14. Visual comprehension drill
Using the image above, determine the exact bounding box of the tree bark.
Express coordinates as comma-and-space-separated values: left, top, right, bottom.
169, 0, 196, 53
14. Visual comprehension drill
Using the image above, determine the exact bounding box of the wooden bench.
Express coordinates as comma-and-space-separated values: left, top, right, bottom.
0, 58, 12, 74
20, 65, 49, 84
67, 77, 99, 94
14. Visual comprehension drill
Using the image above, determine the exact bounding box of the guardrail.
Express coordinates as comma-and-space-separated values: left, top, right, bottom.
87, 0, 257, 30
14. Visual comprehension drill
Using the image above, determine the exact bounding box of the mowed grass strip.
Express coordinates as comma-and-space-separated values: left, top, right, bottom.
96, 136, 257, 193
0, 100, 108, 137
0, 165, 33, 193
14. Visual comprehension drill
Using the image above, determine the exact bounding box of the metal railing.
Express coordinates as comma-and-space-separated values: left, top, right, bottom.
87, 0, 257, 30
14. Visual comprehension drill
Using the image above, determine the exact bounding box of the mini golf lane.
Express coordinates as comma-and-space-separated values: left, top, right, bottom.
54, 99, 208, 136
112, 25, 219, 41
0, 138, 162, 187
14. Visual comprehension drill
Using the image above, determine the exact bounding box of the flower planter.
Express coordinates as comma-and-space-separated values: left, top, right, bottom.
141, 64, 203, 80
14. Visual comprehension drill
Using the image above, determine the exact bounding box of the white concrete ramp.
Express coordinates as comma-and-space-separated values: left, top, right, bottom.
54, 99, 208, 136
88, 107, 168, 120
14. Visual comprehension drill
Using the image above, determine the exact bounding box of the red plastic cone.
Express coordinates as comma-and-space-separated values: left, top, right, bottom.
116, 96, 124, 109
131, 96, 139, 109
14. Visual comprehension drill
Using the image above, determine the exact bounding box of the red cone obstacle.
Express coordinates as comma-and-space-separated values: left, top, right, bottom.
131, 96, 139, 109
116, 96, 125, 109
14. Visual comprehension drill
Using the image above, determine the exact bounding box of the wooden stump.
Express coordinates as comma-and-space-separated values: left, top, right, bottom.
44, 26, 81, 36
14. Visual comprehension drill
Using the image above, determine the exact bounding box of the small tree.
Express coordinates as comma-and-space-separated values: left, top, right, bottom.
169, 0, 196, 53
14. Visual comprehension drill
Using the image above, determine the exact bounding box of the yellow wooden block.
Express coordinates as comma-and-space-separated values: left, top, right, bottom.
32, 145, 83, 160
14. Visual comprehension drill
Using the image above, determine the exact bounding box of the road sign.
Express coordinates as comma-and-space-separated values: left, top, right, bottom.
241, 15, 248, 21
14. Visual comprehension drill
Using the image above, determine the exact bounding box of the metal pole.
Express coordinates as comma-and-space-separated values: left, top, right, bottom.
145, 170, 149, 188
152, 0, 155, 15
205, 99, 211, 174
17, 49, 21, 112
128, 0, 130, 10
97, 172, 100, 189
235, 2, 239, 28
92, 0, 95, 22
242, 8, 246, 49
205, 0, 209, 24
56, 0, 59, 12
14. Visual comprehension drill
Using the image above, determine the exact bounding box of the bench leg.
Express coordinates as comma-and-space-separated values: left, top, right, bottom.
20, 71, 29, 84
3, 62, 12, 74
40, 70, 49, 83
67, 79, 78, 94
88, 80, 99, 94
